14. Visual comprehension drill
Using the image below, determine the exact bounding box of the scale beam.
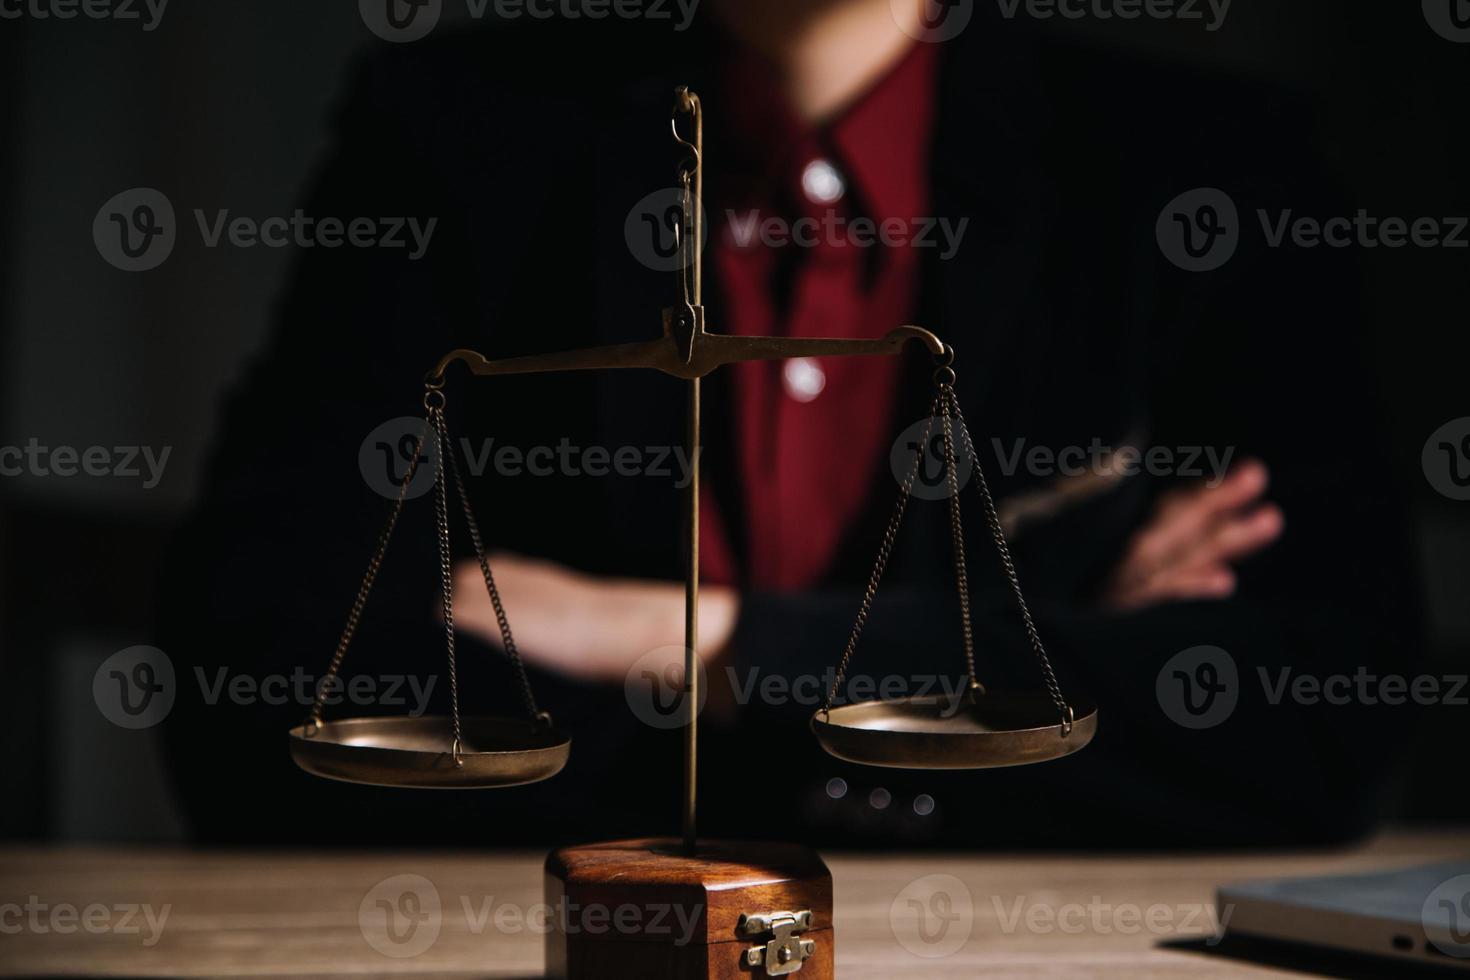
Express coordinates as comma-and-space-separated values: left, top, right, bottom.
428, 324, 946, 384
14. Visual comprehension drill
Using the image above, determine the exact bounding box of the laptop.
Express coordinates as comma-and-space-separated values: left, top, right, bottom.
1218, 861, 1470, 970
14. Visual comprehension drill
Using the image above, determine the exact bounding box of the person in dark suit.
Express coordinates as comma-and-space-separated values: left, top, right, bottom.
159, 0, 1419, 849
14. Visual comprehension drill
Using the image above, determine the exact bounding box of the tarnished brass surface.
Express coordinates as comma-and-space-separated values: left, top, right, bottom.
289, 715, 569, 789
810, 693, 1096, 770
427, 324, 947, 384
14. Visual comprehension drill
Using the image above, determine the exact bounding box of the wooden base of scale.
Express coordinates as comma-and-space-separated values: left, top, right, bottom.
545, 839, 834, 979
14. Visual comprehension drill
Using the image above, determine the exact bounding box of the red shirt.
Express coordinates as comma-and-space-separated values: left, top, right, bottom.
700, 41, 941, 591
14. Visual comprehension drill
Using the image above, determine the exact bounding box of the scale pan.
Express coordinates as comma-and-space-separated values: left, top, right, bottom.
811, 691, 1096, 769
289, 715, 570, 789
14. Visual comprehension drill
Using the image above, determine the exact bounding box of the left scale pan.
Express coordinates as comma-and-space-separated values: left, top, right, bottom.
288, 388, 569, 792
290, 715, 570, 789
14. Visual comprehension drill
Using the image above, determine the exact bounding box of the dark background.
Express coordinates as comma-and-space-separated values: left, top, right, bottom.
0, 1, 1466, 842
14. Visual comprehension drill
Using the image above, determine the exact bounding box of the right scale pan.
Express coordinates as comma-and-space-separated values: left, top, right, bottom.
811, 691, 1096, 770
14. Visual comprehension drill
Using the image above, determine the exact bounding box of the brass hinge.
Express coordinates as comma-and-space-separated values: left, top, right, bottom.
740, 910, 816, 976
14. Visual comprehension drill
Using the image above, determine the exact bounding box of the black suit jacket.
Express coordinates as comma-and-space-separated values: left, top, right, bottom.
159, 11, 1419, 849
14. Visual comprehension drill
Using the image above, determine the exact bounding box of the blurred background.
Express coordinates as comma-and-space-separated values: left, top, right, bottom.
0, 1, 1466, 843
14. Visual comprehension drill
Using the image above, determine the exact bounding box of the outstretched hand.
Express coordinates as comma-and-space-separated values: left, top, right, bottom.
1100, 459, 1284, 612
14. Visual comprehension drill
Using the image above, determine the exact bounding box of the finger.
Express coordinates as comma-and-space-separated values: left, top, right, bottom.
1131, 461, 1271, 572
1111, 564, 1237, 611
1189, 503, 1285, 568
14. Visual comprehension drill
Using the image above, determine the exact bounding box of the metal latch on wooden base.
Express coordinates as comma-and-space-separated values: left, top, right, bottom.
740, 910, 816, 976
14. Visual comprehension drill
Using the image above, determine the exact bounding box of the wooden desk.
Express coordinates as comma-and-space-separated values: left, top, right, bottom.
2, 830, 1467, 977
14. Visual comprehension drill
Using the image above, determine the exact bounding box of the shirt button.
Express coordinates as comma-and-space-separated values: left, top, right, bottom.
801, 158, 846, 205
783, 357, 827, 403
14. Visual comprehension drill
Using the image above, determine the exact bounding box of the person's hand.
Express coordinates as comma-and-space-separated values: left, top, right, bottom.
1100, 459, 1284, 612
450, 552, 740, 683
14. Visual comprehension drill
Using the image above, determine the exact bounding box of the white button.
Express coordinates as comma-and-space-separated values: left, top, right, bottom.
783, 358, 826, 403
801, 158, 846, 205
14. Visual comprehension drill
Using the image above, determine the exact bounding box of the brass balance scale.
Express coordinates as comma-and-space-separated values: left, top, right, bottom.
289, 89, 1095, 978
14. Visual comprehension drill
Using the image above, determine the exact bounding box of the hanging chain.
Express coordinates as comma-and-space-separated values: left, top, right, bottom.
821, 390, 943, 715
305, 412, 434, 734
820, 352, 1074, 736
441, 406, 548, 727
428, 397, 465, 766
946, 387, 1074, 735
938, 387, 981, 696
305, 382, 553, 759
